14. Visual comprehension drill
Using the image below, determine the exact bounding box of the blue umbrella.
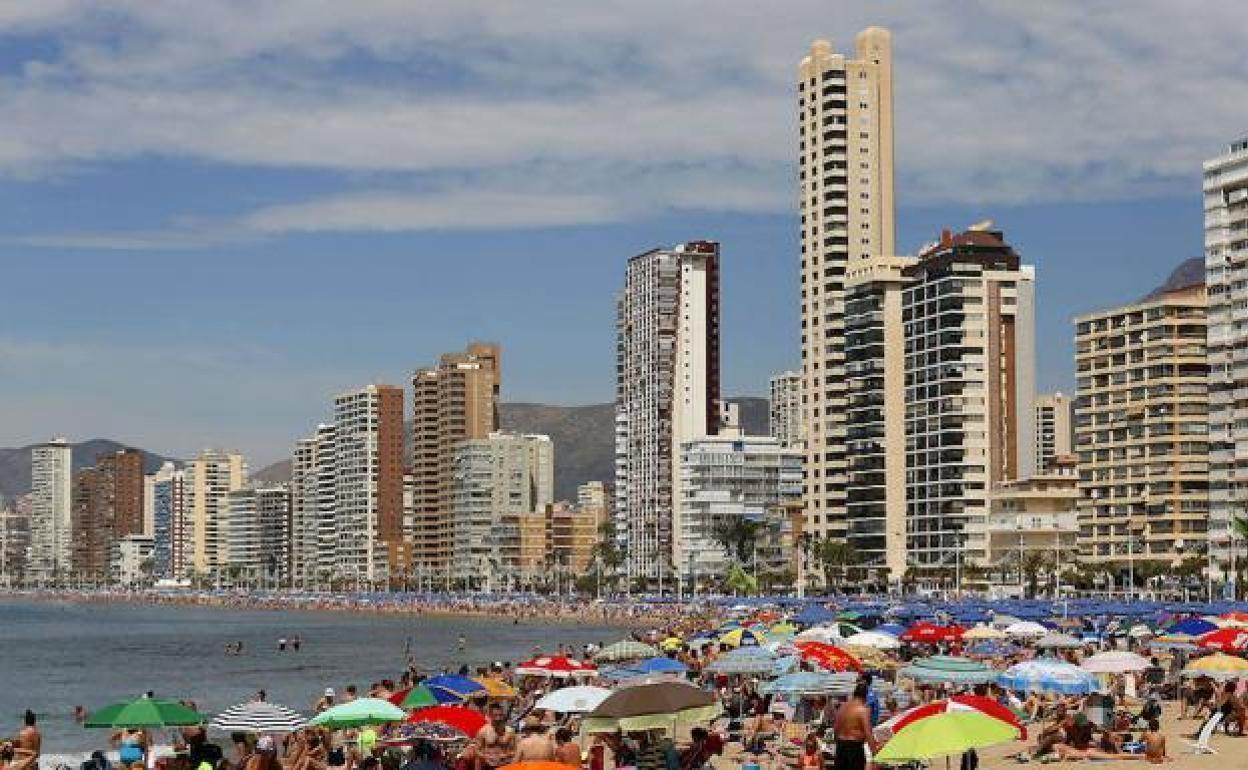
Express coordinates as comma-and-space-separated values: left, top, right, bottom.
423, 674, 486, 703
1169, 617, 1218, 636
876, 623, 907, 637
998, 660, 1099, 695
634, 657, 689, 674
793, 606, 837, 626
762, 671, 856, 696
706, 647, 777, 675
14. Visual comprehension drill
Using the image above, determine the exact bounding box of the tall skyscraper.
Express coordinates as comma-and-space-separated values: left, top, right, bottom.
1034, 392, 1074, 473
768, 371, 805, 446
615, 241, 721, 580
798, 29, 895, 542
844, 254, 914, 578
333, 384, 404, 582
184, 450, 248, 576
28, 438, 72, 582
225, 485, 292, 586
410, 343, 501, 579
902, 227, 1036, 568
1074, 282, 1209, 568
149, 461, 183, 579
1205, 137, 1248, 579
70, 448, 144, 578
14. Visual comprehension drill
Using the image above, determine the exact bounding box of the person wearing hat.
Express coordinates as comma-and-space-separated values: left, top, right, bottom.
313, 689, 335, 714
514, 716, 555, 762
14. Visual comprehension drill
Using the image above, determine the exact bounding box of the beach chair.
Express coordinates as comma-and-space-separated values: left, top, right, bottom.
1185, 712, 1222, 755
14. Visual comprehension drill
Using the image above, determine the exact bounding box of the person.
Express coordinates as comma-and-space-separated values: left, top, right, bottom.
474, 704, 516, 770
77, 750, 112, 770
679, 728, 722, 770
292, 636, 302, 652
14, 711, 39, 770
514, 717, 555, 762
553, 728, 580, 768
798, 734, 823, 770
278, 638, 287, 652
314, 690, 335, 714
113, 727, 148, 769
1141, 719, 1171, 764
245, 737, 279, 770
831, 683, 876, 770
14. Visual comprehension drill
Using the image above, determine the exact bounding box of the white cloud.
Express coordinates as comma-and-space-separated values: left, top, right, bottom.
1, 0, 1246, 236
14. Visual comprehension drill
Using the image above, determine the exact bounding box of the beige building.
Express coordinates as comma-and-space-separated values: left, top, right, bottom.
798, 28, 895, 541
974, 462, 1080, 586
184, 450, 247, 576
768, 371, 804, 447
410, 343, 501, 576
1035, 392, 1074, 473
1074, 283, 1209, 567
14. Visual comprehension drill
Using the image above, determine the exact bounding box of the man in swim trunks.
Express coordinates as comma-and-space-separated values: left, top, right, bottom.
833, 683, 877, 770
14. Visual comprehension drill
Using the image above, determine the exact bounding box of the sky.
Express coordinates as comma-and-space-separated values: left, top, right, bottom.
1, 1, 1246, 466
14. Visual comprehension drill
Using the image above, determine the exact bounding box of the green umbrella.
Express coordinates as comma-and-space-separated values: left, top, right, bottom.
308, 698, 406, 729
875, 711, 1019, 764
400, 685, 439, 710
84, 698, 205, 728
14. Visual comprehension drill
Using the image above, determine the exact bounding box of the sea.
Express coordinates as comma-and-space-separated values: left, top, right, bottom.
0, 598, 629, 756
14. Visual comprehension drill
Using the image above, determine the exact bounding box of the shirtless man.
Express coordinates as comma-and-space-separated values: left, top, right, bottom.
1142, 719, 1171, 764
474, 704, 516, 770
833, 683, 877, 770
15, 711, 39, 770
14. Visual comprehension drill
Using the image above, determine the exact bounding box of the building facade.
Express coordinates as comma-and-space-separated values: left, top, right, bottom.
184, 450, 248, 577
410, 343, 501, 578
974, 464, 1080, 589
768, 371, 804, 446
798, 29, 895, 542
1034, 392, 1074, 473
1074, 283, 1209, 567
149, 461, 183, 579
902, 227, 1036, 570
225, 485, 292, 586
1205, 137, 1248, 579
333, 384, 404, 582
70, 448, 145, 580
28, 438, 72, 582
615, 241, 721, 581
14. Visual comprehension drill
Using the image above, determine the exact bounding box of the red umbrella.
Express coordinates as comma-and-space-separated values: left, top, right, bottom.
885, 696, 1027, 738
1197, 628, 1248, 652
406, 706, 487, 736
1221, 611, 1248, 623
900, 622, 964, 643
514, 655, 598, 678
793, 641, 863, 672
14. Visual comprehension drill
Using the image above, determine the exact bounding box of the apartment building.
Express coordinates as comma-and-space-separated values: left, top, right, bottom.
333, 384, 404, 581
185, 450, 248, 576
768, 371, 804, 447
27, 438, 72, 582
1035, 392, 1075, 473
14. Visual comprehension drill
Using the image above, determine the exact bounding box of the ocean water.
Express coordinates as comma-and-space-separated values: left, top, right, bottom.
0, 598, 627, 755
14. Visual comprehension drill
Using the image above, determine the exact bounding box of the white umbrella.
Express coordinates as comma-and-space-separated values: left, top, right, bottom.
844, 631, 901, 650
1127, 624, 1155, 639
534, 686, 612, 713
1036, 633, 1083, 650
210, 702, 306, 733
1004, 621, 1048, 638
1080, 651, 1152, 674
796, 626, 843, 644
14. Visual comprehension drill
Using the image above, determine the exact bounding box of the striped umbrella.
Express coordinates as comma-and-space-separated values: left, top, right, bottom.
210, 702, 306, 733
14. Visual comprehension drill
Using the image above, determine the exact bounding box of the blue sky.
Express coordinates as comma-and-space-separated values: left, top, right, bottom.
1, 2, 1244, 465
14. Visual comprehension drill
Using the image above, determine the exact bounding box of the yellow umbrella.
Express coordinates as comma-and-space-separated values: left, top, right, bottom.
473, 677, 518, 698
963, 625, 1007, 641
1183, 653, 1248, 680
719, 628, 766, 648
660, 637, 684, 652
770, 622, 798, 635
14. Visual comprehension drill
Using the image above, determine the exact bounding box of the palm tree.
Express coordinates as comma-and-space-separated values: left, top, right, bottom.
711, 517, 764, 567
593, 520, 626, 589
816, 538, 858, 590
1020, 551, 1051, 598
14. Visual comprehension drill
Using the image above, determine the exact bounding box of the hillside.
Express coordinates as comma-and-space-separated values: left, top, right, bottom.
0, 440, 175, 503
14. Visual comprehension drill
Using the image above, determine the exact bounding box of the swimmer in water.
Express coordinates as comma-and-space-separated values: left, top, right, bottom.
457, 635, 466, 652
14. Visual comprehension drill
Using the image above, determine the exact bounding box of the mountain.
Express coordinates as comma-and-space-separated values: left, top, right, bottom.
0, 440, 176, 503
251, 459, 293, 485
251, 396, 771, 502
1141, 256, 1204, 301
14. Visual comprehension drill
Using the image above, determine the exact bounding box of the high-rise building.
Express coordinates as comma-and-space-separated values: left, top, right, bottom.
902, 227, 1036, 569
184, 450, 248, 576
844, 255, 914, 578
1205, 137, 1248, 579
1074, 282, 1209, 568
333, 384, 404, 582
449, 431, 553, 585
0, 497, 30, 586
976, 461, 1081, 584
676, 434, 803, 581
225, 485, 292, 586
149, 461, 183, 580
577, 481, 608, 518
28, 438, 72, 582
1034, 392, 1074, 473
615, 241, 721, 580
410, 343, 501, 577
768, 371, 804, 446
798, 29, 895, 542
70, 448, 145, 579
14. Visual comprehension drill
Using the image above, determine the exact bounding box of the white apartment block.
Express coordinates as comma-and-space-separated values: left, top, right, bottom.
291, 424, 338, 586
902, 227, 1036, 569
798, 28, 895, 541
450, 431, 553, 584
148, 461, 184, 579
225, 485, 291, 585
1034, 392, 1074, 473
768, 371, 804, 446
332, 384, 403, 583
1205, 137, 1248, 577
28, 438, 72, 582
184, 450, 247, 576
615, 241, 721, 580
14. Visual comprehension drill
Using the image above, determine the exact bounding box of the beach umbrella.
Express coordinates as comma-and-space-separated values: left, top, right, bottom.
1151, 634, 1199, 650
1127, 624, 1155, 639
424, 674, 488, 702
1196, 628, 1248, 652
1171, 617, 1219, 636
794, 641, 863, 672
1182, 653, 1248, 680
84, 698, 205, 729
1035, 632, 1083, 650
309, 698, 406, 728
1004, 621, 1048, 638
633, 657, 689, 675
583, 682, 720, 734
990, 614, 1023, 629
473, 677, 518, 698
898, 656, 996, 686
997, 660, 1098, 695
900, 623, 963, 643
1080, 651, 1151, 674
875, 711, 1020, 764
515, 655, 598, 678
844, 631, 901, 650
962, 625, 1006, 641
770, 622, 798, 635
882, 695, 1025, 738
595, 640, 660, 662
389, 685, 438, 710
719, 627, 766, 648
843, 644, 896, 670
659, 637, 684, 653
534, 686, 612, 714
705, 646, 777, 674
210, 701, 305, 733
792, 605, 837, 626
1221, 611, 1248, 623
761, 671, 856, 696
795, 626, 843, 644
875, 623, 907, 637
406, 705, 487, 736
